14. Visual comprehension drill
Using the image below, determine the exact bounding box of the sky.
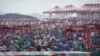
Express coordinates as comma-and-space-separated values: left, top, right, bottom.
0, 0, 100, 15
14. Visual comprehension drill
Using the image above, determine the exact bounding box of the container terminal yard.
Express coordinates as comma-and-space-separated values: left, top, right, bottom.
0, 4, 100, 56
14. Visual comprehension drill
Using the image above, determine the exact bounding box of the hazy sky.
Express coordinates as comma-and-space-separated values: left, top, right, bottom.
0, 0, 100, 15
